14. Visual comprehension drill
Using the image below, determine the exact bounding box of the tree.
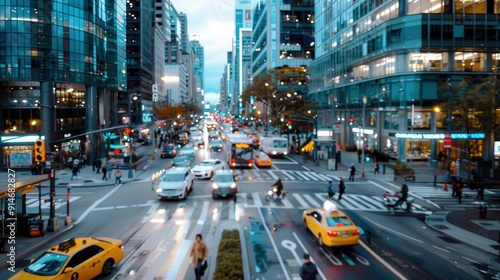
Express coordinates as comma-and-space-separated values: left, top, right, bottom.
439, 75, 500, 178
153, 104, 185, 120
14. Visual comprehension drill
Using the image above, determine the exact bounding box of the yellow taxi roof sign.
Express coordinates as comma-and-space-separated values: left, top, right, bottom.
323, 200, 339, 214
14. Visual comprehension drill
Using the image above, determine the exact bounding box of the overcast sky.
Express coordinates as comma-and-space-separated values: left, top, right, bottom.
170, 0, 235, 106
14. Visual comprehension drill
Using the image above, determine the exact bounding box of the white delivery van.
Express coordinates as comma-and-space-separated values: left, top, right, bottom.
260, 136, 289, 157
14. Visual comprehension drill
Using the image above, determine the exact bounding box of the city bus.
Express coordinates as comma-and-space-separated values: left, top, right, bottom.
220, 133, 254, 168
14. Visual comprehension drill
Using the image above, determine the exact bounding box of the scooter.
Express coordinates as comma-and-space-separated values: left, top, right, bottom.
265, 186, 287, 201
383, 192, 414, 211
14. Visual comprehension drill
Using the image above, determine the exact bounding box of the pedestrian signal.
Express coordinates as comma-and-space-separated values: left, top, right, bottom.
34, 140, 46, 162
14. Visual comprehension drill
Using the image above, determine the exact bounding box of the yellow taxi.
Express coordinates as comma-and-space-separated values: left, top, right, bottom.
254, 150, 272, 167
10, 237, 124, 280
302, 200, 360, 247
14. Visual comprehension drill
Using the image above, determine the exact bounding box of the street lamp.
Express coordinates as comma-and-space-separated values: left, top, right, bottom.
410, 99, 414, 167
361, 97, 367, 178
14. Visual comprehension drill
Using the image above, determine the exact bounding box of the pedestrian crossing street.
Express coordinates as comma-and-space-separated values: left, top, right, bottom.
410, 186, 496, 208
232, 169, 339, 182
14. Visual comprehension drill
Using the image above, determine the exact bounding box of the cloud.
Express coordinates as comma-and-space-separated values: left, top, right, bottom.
170, 0, 234, 99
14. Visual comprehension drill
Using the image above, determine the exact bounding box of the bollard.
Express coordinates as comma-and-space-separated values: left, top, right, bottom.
434, 175, 437, 186
479, 204, 487, 219
443, 181, 448, 191
366, 231, 371, 245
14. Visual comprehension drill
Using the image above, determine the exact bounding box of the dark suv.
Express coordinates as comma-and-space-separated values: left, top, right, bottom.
161, 144, 177, 158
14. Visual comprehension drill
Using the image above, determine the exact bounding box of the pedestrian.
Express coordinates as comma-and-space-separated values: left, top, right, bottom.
338, 178, 346, 200
92, 158, 97, 171
327, 181, 335, 200
114, 169, 122, 185
457, 178, 463, 204
101, 165, 108, 180
73, 156, 80, 170
190, 233, 208, 280
107, 161, 113, 179
451, 177, 457, 197
349, 164, 356, 181
96, 158, 102, 174
374, 161, 379, 174
477, 182, 484, 200
71, 165, 79, 180
299, 253, 318, 280
79, 154, 84, 169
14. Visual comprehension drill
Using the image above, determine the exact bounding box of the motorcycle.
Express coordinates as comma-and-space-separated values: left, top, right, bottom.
265, 186, 286, 201
383, 191, 414, 211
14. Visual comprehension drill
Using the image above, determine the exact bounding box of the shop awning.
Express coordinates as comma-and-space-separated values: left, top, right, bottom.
0, 175, 50, 199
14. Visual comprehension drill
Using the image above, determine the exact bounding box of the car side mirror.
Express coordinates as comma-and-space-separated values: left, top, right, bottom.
63, 267, 74, 274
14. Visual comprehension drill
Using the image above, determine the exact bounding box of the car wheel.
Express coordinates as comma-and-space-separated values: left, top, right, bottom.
183, 188, 188, 200
101, 259, 114, 276
318, 234, 324, 246
212, 193, 217, 199
209, 171, 213, 179
303, 219, 308, 231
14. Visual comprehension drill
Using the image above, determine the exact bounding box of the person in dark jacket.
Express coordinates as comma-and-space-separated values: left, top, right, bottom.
101, 165, 108, 180
96, 158, 102, 174
299, 253, 318, 280
349, 164, 356, 181
338, 178, 346, 200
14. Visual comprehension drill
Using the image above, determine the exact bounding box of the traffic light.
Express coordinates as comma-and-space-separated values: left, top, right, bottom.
349, 117, 355, 126
34, 140, 46, 162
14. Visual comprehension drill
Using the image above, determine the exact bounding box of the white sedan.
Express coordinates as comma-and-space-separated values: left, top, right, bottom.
192, 159, 225, 179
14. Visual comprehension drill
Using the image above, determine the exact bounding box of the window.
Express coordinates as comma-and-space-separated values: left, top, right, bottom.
326, 216, 353, 226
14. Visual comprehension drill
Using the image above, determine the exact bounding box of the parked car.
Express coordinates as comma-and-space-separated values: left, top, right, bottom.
303, 200, 360, 247
170, 156, 191, 167
156, 166, 194, 200
211, 170, 238, 199
10, 237, 124, 279
192, 159, 225, 179
161, 144, 177, 158
254, 150, 272, 168
210, 139, 223, 152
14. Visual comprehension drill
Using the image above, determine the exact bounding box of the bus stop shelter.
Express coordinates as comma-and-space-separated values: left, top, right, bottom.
0, 175, 49, 238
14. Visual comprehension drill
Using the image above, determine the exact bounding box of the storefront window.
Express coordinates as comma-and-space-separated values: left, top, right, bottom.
408, 0, 444, 14
408, 111, 431, 129
455, 52, 484, 72
384, 111, 400, 129
409, 53, 443, 71
3, 146, 33, 168
407, 140, 431, 160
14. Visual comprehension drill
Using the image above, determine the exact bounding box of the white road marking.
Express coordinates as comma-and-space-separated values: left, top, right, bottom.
363, 215, 423, 243
359, 241, 409, 280
292, 193, 311, 209
197, 201, 210, 225
74, 183, 123, 225
292, 232, 328, 279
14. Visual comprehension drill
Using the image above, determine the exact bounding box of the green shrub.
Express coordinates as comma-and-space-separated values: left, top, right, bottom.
213, 229, 243, 280
385, 161, 415, 176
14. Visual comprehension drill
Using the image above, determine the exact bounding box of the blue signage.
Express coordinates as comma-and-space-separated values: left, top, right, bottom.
393, 133, 485, 139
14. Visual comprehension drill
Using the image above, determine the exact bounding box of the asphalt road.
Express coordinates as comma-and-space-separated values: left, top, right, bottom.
3, 131, 500, 280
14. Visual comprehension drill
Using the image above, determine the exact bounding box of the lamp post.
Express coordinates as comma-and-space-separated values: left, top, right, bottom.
410, 99, 414, 167
361, 97, 367, 178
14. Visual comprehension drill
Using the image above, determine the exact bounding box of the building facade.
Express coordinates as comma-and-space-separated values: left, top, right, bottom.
309, 0, 500, 175
0, 1, 127, 169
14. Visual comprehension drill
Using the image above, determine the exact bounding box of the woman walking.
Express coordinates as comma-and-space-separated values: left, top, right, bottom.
190, 233, 208, 280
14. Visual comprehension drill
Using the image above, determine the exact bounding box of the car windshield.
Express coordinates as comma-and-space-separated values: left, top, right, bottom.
212, 140, 221, 145
162, 173, 185, 181
174, 157, 188, 164
273, 140, 288, 148
326, 216, 353, 227
166, 146, 174, 151
199, 161, 214, 166
24, 252, 69, 276
214, 174, 234, 183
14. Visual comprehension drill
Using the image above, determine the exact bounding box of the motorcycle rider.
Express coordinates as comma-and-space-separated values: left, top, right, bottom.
395, 184, 409, 208
273, 179, 284, 198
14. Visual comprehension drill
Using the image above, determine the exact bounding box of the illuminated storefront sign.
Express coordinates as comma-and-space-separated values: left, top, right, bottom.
352, 127, 375, 135
392, 133, 485, 139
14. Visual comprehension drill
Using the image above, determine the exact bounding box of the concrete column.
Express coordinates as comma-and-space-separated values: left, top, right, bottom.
447, 52, 456, 71
86, 85, 99, 162
40, 81, 55, 152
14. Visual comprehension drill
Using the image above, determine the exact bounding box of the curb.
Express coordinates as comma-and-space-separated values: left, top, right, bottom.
209, 220, 249, 280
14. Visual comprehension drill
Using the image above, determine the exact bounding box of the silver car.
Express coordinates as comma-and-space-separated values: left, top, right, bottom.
156, 167, 194, 200
211, 170, 238, 199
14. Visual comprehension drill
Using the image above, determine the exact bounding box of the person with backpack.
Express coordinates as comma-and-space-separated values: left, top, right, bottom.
299, 253, 318, 280
338, 178, 346, 200
327, 181, 334, 200
71, 165, 79, 180
114, 169, 122, 185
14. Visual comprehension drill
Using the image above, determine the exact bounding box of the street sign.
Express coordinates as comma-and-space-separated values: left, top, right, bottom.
444, 134, 452, 148
333, 121, 342, 133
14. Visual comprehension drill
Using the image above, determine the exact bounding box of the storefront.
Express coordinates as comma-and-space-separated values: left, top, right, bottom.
1, 135, 43, 169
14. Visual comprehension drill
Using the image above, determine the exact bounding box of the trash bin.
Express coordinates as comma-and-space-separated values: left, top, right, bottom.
479, 204, 488, 219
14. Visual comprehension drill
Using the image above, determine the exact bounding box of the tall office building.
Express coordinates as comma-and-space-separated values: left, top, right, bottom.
308, 0, 500, 172
250, 0, 315, 118
0, 1, 127, 169
190, 37, 205, 109
125, 0, 155, 125
232, 0, 253, 114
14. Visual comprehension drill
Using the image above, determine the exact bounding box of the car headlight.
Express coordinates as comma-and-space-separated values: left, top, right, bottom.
210, 145, 213, 148
230, 183, 236, 189
272, 151, 277, 155
156, 188, 162, 193
212, 183, 219, 189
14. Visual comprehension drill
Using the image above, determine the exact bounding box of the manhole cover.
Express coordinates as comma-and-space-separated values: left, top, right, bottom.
438, 236, 461, 244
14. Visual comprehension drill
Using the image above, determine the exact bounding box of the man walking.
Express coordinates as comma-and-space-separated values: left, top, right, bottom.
374, 161, 379, 174
327, 181, 334, 200
349, 164, 356, 181
457, 178, 463, 204
338, 178, 346, 200
101, 165, 108, 180
299, 253, 318, 280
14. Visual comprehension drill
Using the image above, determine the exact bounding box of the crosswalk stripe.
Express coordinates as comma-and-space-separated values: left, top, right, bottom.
267, 170, 279, 180
252, 192, 263, 207
292, 193, 312, 209
334, 196, 357, 210
197, 201, 210, 225
292, 171, 310, 181
280, 170, 296, 180
310, 172, 332, 181
346, 195, 381, 210
303, 194, 322, 208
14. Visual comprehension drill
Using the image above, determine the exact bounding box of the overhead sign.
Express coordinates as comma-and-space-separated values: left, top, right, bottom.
235, 143, 250, 149
333, 121, 341, 133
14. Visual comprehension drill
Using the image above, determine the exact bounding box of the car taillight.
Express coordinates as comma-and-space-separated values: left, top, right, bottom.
248, 159, 253, 167
119, 244, 124, 249
327, 231, 338, 237
231, 158, 236, 167
352, 229, 360, 235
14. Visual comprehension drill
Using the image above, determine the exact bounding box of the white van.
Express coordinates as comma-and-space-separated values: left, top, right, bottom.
260, 136, 289, 157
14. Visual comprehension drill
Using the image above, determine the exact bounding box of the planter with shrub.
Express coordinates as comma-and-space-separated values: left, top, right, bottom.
385, 161, 415, 179
213, 229, 244, 280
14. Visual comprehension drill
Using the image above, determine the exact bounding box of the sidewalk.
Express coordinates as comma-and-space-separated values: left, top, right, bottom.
0, 143, 159, 271
291, 149, 500, 255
